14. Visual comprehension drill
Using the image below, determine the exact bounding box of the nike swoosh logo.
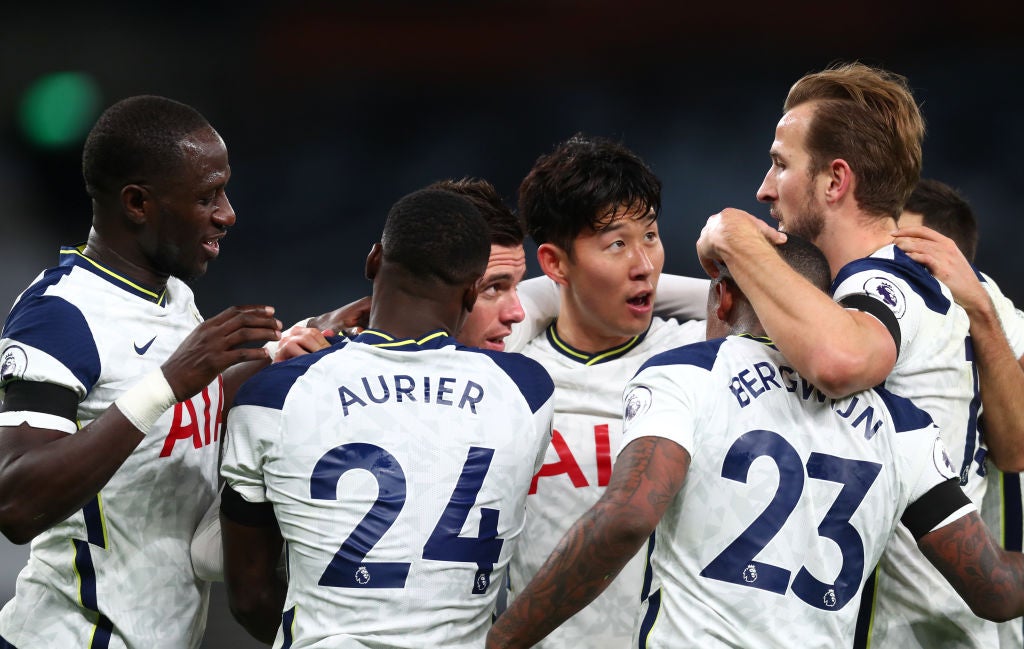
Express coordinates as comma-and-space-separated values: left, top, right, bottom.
134, 336, 157, 355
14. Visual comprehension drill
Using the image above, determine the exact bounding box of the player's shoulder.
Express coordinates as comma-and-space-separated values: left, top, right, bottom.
235, 341, 349, 410
636, 336, 729, 376
832, 245, 951, 315
868, 384, 935, 433
455, 345, 554, 413
646, 316, 706, 345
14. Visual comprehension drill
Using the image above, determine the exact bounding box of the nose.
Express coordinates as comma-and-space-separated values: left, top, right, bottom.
630, 246, 655, 279
214, 192, 236, 228
502, 291, 526, 326
756, 167, 775, 204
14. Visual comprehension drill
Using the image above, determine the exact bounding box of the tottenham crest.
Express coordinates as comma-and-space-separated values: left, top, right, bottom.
624, 386, 653, 423
862, 277, 906, 318
0, 346, 27, 381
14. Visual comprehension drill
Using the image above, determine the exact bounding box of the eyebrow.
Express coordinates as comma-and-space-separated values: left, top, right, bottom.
483, 271, 516, 284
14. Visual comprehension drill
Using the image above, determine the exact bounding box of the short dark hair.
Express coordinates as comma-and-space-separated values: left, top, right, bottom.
718, 233, 830, 296
776, 234, 832, 292
518, 134, 661, 255
428, 178, 524, 248
903, 178, 978, 263
82, 95, 212, 200
382, 188, 490, 285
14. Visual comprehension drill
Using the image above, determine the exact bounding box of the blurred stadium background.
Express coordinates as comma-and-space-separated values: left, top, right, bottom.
1, 3, 1021, 647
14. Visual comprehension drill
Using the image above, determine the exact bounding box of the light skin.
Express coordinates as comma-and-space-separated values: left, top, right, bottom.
539, 205, 662, 353
0, 126, 281, 544
695, 101, 897, 398
277, 243, 527, 358
457, 243, 527, 351
487, 279, 1024, 648
893, 222, 1024, 470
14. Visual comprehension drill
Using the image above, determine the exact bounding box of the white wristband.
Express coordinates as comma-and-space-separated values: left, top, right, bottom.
115, 369, 178, 435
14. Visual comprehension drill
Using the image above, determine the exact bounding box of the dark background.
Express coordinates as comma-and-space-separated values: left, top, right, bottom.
1, 3, 1022, 647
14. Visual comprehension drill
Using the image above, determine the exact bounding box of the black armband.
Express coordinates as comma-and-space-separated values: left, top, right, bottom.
838, 293, 901, 358
901, 478, 972, 540
221, 484, 278, 527
1, 381, 78, 419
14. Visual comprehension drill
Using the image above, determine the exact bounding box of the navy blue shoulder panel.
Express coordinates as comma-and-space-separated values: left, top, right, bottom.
636, 337, 727, 376
831, 248, 951, 315
461, 347, 555, 414
2, 266, 101, 393
233, 341, 348, 410
871, 385, 935, 433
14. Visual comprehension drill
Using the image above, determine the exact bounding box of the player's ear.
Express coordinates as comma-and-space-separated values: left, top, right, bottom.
715, 278, 735, 323
364, 243, 383, 280
462, 280, 480, 314
537, 243, 570, 287
824, 158, 853, 206
120, 184, 150, 225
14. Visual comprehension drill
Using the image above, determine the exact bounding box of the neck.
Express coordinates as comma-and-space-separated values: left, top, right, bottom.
554, 296, 639, 354
367, 282, 462, 341
815, 210, 897, 278
82, 226, 169, 291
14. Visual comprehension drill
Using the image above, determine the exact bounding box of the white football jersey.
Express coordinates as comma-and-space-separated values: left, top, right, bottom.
621, 335, 966, 649
0, 247, 221, 649
221, 329, 554, 649
831, 245, 992, 648
510, 317, 704, 649
973, 273, 1024, 649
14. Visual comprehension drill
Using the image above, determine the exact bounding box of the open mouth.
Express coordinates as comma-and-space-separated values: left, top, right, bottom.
202, 238, 221, 257
627, 293, 651, 308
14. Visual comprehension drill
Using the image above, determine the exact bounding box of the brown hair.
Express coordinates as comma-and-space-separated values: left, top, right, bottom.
784, 62, 924, 219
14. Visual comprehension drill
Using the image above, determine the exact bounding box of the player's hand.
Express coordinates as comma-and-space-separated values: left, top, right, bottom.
308, 296, 371, 337
696, 208, 786, 278
274, 326, 334, 361
162, 305, 282, 401
892, 225, 989, 312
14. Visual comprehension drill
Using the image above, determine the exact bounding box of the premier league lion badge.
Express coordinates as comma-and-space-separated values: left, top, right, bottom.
623, 385, 653, 423
862, 277, 907, 318
0, 346, 27, 382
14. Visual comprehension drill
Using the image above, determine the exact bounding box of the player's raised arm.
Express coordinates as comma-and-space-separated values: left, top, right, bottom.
487, 436, 689, 649
0, 304, 280, 544
696, 208, 896, 397
894, 223, 1024, 471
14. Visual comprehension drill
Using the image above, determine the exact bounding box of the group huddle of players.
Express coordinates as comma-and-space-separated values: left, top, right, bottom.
2, 60, 1024, 649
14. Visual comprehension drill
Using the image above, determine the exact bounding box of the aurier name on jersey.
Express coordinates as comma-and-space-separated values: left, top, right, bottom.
221, 330, 554, 649
338, 374, 485, 416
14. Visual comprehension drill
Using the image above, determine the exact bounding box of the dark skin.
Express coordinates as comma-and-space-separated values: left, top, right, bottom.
222, 241, 481, 643
487, 278, 1024, 648
0, 127, 281, 544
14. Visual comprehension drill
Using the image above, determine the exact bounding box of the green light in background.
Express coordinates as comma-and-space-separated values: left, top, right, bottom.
18, 72, 101, 150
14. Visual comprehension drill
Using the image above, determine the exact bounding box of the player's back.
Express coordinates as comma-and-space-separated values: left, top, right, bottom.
833, 246, 997, 646
222, 330, 554, 649
622, 335, 951, 648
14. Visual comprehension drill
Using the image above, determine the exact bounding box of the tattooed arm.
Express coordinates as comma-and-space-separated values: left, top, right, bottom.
487, 436, 690, 649
918, 511, 1024, 621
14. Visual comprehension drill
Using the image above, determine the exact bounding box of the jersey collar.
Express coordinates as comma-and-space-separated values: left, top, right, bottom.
545, 320, 649, 366
59, 245, 168, 306
736, 332, 778, 350
352, 328, 455, 351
